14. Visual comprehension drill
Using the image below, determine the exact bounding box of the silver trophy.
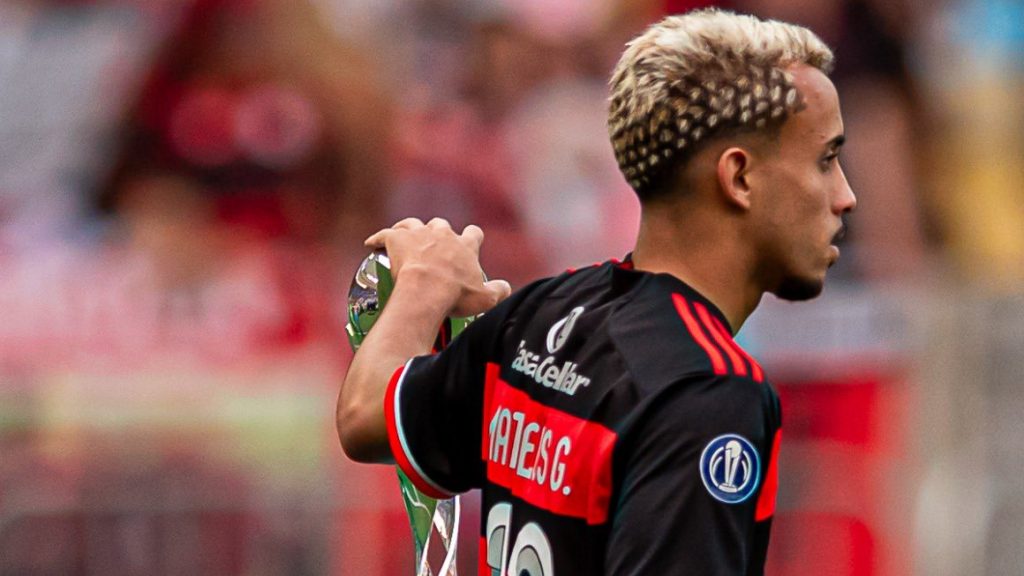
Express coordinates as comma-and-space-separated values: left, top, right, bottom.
346, 250, 466, 576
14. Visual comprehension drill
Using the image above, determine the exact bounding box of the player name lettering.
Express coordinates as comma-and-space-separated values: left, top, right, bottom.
488, 404, 574, 496
510, 340, 591, 395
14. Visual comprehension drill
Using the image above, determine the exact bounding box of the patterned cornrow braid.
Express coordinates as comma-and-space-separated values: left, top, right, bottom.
609, 66, 801, 196
607, 9, 834, 200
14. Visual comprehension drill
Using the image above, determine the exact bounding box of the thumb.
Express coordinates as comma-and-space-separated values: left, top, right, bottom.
484, 279, 512, 305
453, 279, 513, 317
364, 228, 389, 248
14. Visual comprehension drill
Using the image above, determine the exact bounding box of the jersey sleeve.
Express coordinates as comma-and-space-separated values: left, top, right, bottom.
605, 374, 781, 576
383, 304, 507, 498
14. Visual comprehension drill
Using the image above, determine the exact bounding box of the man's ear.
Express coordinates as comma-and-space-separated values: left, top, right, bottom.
716, 147, 752, 210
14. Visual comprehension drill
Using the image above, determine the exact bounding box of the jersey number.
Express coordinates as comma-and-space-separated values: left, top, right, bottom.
485, 503, 554, 576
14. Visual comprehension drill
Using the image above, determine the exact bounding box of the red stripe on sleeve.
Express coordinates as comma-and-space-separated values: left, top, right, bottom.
694, 302, 748, 377
709, 315, 764, 383
479, 537, 488, 575
755, 429, 782, 521
383, 363, 449, 499
672, 294, 728, 375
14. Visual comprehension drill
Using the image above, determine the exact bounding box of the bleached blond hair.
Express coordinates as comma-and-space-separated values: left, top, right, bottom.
608, 9, 834, 199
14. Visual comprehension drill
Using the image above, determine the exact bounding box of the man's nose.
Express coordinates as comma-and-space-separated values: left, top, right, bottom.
836, 168, 856, 214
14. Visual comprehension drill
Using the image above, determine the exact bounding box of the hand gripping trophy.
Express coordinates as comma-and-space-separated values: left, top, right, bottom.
345, 250, 472, 576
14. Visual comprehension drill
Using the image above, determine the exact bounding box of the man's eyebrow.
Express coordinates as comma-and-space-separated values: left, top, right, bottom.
827, 134, 846, 150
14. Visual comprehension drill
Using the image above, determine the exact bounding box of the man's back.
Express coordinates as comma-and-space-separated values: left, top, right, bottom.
389, 259, 781, 574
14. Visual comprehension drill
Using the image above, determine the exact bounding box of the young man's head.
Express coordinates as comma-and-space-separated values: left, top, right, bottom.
608, 9, 856, 301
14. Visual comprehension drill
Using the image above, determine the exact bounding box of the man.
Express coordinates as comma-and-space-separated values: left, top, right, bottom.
338, 8, 855, 575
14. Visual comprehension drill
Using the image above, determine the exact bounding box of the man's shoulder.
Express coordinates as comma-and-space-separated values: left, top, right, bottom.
490, 263, 771, 391
605, 276, 767, 390
486, 262, 619, 329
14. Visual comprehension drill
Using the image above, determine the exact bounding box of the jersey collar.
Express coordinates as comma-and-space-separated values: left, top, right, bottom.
612, 253, 734, 334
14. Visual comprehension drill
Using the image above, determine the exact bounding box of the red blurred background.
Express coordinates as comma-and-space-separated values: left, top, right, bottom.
0, 0, 1021, 574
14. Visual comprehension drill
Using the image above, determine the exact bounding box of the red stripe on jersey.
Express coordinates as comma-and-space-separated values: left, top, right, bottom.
482, 363, 499, 449
384, 364, 449, 499
755, 429, 782, 521
672, 294, 728, 375
479, 537, 488, 575
694, 302, 748, 377
709, 315, 764, 383
482, 363, 617, 525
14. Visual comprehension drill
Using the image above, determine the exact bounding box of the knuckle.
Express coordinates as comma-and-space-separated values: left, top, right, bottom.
397, 217, 424, 229
428, 217, 451, 229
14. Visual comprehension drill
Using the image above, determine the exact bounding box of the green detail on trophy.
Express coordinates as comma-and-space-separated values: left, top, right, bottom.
346, 250, 469, 575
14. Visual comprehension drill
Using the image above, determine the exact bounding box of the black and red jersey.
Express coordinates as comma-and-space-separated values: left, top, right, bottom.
384, 258, 782, 575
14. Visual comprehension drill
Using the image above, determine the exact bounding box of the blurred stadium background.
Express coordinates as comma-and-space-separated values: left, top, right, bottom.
0, 0, 1021, 574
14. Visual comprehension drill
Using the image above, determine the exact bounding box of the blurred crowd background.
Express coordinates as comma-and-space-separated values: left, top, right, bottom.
0, 0, 1021, 574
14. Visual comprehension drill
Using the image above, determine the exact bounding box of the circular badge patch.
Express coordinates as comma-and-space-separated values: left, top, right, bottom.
699, 434, 760, 504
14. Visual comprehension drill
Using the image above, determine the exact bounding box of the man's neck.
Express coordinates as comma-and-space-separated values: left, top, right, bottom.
631, 207, 763, 334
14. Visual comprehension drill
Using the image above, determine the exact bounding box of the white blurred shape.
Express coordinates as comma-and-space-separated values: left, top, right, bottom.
507, 79, 639, 273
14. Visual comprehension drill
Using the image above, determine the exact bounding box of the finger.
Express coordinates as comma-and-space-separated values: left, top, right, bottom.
364, 228, 391, 247
427, 217, 452, 230
461, 224, 484, 249
392, 217, 425, 230
453, 279, 512, 317
484, 279, 512, 304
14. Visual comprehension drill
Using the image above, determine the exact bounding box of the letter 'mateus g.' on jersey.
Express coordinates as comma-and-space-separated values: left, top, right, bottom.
384, 258, 783, 575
